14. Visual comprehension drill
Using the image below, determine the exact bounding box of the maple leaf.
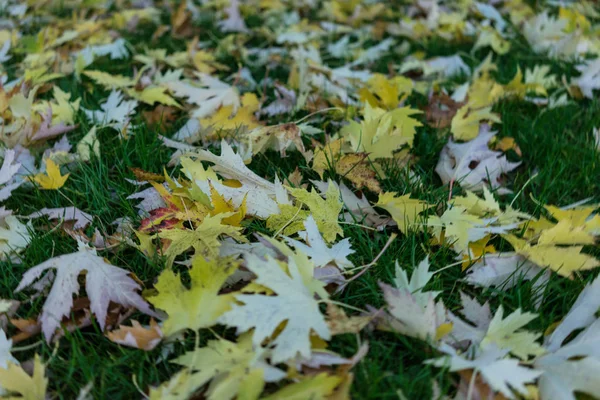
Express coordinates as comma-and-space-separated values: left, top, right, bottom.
427, 344, 542, 399
218, 0, 249, 33
445, 293, 491, 347
260, 84, 296, 117
0, 150, 22, 202
83, 70, 136, 89
326, 303, 372, 335
127, 86, 180, 107
481, 306, 545, 360
284, 216, 354, 270
76, 126, 101, 162
312, 180, 391, 227
200, 93, 260, 136
149, 370, 195, 400
341, 103, 422, 159
0, 354, 47, 400
358, 73, 413, 110
82, 90, 138, 137
30, 107, 76, 142
535, 294, 600, 400
379, 257, 448, 341
465, 253, 549, 306
174, 334, 286, 400
15, 242, 156, 341
166, 73, 240, 119
436, 127, 521, 194
262, 373, 342, 400
376, 192, 433, 234
273, 182, 343, 243
30, 158, 69, 190
0, 213, 31, 260
106, 319, 163, 351
451, 105, 501, 142
28, 207, 92, 230
147, 256, 236, 336
504, 235, 600, 278
544, 274, 600, 352
219, 253, 331, 363
155, 213, 246, 267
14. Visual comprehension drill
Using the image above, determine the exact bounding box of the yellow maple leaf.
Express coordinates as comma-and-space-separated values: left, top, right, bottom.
451, 105, 501, 141
147, 256, 237, 335
127, 86, 180, 107
262, 373, 342, 400
200, 93, 260, 137
376, 192, 433, 234
288, 183, 343, 242
504, 235, 600, 278
341, 103, 422, 158
209, 184, 247, 226
31, 158, 70, 190
83, 70, 136, 89
0, 354, 47, 400
173, 334, 273, 400
155, 213, 247, 267
358, 73, 413, 110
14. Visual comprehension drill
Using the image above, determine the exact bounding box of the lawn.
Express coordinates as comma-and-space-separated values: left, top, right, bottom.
0, 1, 599, 399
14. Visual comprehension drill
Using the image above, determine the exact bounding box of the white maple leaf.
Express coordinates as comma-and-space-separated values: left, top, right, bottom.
77, 38, 129, 68
218, 0, 248, 33
427, 344, 542, 399
0, 214, 30, 260
260, 84, 296, 117
400, 55, 470, 78
379, 257, 446, 341
15, 242, 157, 341
435, 126, 521, 194
544, 274, 600, 352
576, 58, 600, 99
464, 253, 550, 308
536, 318, 600, 400
283, 216, 354, 270
218, 253, 330, 363
28, 207, 93, 230
0, 150, 22, 202
446, 292, 491, 347
166, 73, 240, 119
82, 91, 138, 137
188, 140, 286, 217
0, 329, 18, 396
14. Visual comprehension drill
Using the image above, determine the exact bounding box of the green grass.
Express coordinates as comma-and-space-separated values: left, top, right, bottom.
2, 6, 600, 400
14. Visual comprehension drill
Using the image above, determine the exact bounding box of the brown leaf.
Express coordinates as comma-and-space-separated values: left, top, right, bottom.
336, 153, 382, 193
106, 319, 163, 351
425, 93, 465, 129
457, 370, 508, 400
10, 319, 41, 343
142, 105, 178, 128
287, 167, 304, 187
326, 303, 372, 335
171, 1, 194, 38
130, 167, 165, 182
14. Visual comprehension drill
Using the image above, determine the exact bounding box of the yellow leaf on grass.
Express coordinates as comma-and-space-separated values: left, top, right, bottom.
289, 182, 343, 243
128, 86, 181, 107
31, 159, 69, 190
209, 184, 247, 226
341, 103, 422, 159
376, 192, 433, 234
262, 373, 342, 400
155, 213, 247, 267
505, 235, 600, 278
358, 73, 413, 110
451, 105, 501, 141
147, 256, 237, 335
173, 334, 272, 400
0, 354, 47, 400
83, 70, 136, 88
